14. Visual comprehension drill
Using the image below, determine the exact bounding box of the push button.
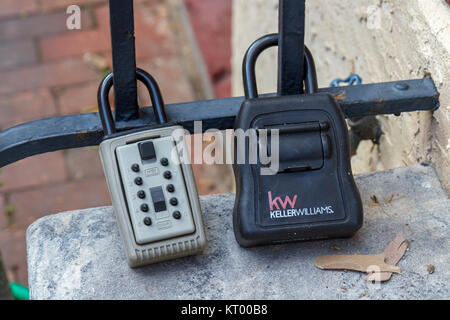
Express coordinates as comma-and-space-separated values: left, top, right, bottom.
173, 211, 181, 219
150, 186, 167, 212
143, 217, 152, 226
163, 171, 172, 179
160, 158, 169, 166
139, 141, 156, 160
137, 190, 146, 199
170, 197, 178, 206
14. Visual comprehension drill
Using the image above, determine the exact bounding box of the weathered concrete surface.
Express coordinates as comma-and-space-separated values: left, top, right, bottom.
232, 0, 450, 192
27, 165, 449, 300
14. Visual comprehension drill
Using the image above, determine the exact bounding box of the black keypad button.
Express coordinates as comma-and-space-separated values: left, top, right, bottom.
134, 177, 143, 185
144, 217, 152, 226
137, 190, 146, 199
173, 211, 181, 219
170, 197, 178, 206
163, 171, 172, 179
140, 204, 149, 212
160, 158, 169, 166
167, 184, 175, 193
139, 141, 156, 160
131, 163, 140, 172
150, 186, 167, 212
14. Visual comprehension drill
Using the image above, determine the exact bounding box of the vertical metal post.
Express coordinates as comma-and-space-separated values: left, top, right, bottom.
277, 0, 306, 96
109, 0, 139, 121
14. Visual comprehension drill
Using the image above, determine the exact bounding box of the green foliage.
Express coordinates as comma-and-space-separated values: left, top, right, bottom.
5, 205, 14, 217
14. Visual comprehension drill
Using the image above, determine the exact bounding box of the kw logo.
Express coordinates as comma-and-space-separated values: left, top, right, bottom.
268, 191, 298, 210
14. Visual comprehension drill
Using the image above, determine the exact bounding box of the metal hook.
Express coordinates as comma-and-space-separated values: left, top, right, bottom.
242, 33, 318, 99
330, 74, 362, 87
97, 68, 167, 136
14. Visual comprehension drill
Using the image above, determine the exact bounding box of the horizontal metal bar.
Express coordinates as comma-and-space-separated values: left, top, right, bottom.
322, 78, 439, 118
0, 78, 439, 168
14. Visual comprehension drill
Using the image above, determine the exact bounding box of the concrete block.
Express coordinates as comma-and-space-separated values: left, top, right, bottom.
27, 165, 449, 299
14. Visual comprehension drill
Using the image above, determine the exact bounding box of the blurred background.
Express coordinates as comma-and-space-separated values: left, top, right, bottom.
0, 0, 233, 286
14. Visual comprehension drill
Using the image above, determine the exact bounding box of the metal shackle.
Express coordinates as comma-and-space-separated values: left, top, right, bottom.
242, 33, 318, 99
97, 68, 168, 136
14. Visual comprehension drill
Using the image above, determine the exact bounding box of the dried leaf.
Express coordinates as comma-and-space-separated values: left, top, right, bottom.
369, 195, 380, 206
364, 233, 408, 282
315, 253, 401, 273
370, 195, 379, 204
315, 233, 408, 283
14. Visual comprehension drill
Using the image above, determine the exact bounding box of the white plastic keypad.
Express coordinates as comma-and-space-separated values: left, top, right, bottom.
115, 136, 196, 244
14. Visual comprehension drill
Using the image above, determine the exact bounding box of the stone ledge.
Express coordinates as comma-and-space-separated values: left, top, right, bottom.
27, 165, 449, 299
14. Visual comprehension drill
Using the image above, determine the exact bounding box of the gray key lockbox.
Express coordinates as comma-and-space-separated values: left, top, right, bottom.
97, 69, 206, 267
